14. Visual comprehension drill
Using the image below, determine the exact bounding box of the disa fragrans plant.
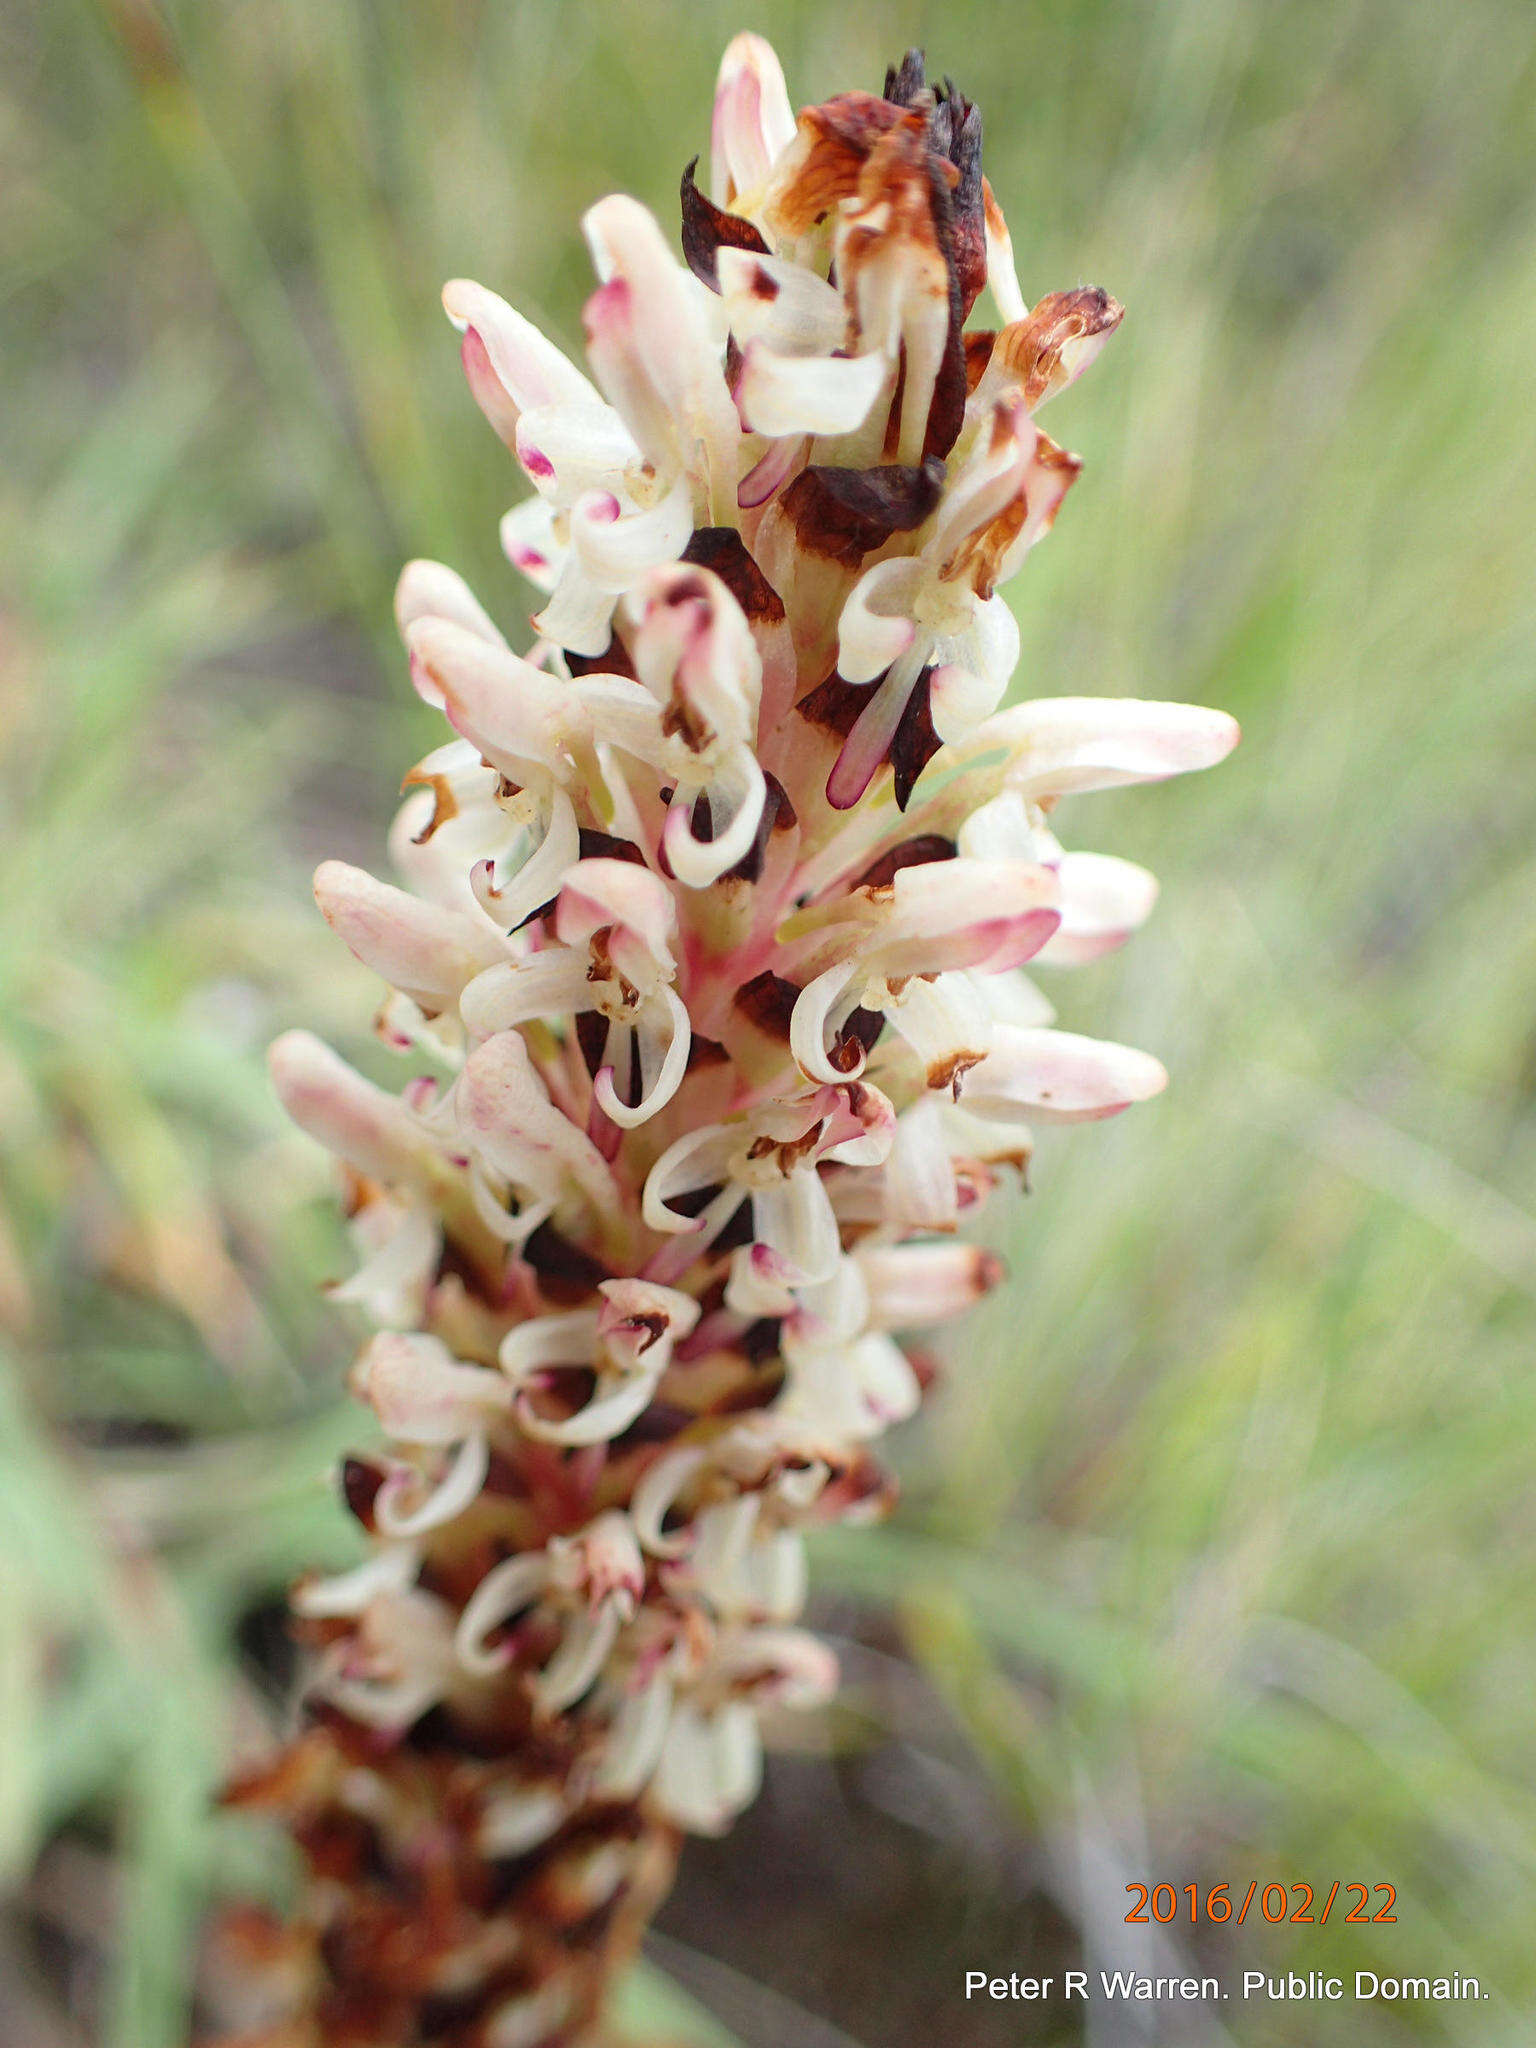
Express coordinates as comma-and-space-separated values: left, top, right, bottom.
223, 37, 1237, 2048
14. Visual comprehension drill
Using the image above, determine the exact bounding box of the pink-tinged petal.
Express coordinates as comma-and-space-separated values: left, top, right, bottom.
405, 616, 557, 772
710, 32, 796, 206
350, 1330, 512, 1444
961, 1025, 1167, 1124
394, 559, 506, 648
943, 696, 1242, 799
457, 1031, 615, 1212
555, 858, 676, 967
498, 498, 564, 594
513, 398, 638, 497
313, 860, 506, 1010
716, 1628, 838, 1710
857, 1242, 1003, 1329
836, 558, 925, 683
581, 196, 741, 517
269, 1031, 436, 1186
442, 279, 599, 449
737, 431, 805, 508
568, 476, 693, 592
1033, 852, 1159, 966
826, 652, 923, 810
736, 342, 886, 439
625, 560, 763, 750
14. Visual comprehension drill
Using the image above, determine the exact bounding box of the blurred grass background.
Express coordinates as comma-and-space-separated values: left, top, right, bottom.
3, 1, 1535, 2043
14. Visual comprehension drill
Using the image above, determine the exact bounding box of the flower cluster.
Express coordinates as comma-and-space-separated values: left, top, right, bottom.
223, 37, 1235, 2048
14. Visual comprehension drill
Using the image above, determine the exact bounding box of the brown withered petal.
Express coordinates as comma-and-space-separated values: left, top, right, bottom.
795, 667, 867, 734
964, 329, 997, 390
882, 49, 929, 106
994, 286, 1125, 407
521, 1220, 612, 1304
890, 667, 942, 810
769, 91, 908, 236
780, 457, 945, 567
681, 525, 787, 624
734, 970, 800, 1041
851, 833, 957, 889
679, 156, 769, 289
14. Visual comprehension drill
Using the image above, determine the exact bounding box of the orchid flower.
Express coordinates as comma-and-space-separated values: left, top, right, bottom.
225, 37, 1237, 2048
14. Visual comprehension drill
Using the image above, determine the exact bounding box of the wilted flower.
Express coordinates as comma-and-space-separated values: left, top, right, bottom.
220, 36, 1236, 2048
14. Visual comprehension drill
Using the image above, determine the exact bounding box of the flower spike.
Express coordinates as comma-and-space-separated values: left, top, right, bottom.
225, 37, 1237, 2048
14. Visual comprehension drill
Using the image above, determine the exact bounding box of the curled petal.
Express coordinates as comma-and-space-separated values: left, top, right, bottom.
533, 1604, 623, 1715
455, 1552, 552, 1677
594, 988, 693, 1128
788, 964, 859, 1086
592, 1678, 674, 1800
472, 788, 581, 935
516, 1369, 660, 1449
568, 476, 694, 592
632, 1446, 706, 1558
374, 1430, 491, 1538
459, 951, 592, 1038
836, 558, 926, 684
292, 1545, 420, 1621
641, 1124, 738, 1233
663, 747, 767, 888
